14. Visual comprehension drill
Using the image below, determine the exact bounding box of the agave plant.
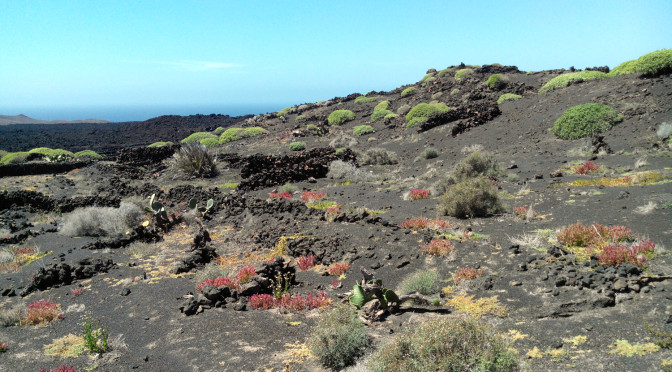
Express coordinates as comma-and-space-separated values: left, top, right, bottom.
172, 142, 218, 178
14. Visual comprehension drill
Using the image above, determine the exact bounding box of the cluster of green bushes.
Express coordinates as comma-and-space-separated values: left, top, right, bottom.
421, 72, 436, 86
455, 68, 474, 80
353, 125, 374, 136
0, 147, 101, 165
405, 102, 451, 128
178, 126, 270, 148
289, 141, 306, 151
370, 101, 398, 122
610, 49, 672, 77
219, 127, 269, 144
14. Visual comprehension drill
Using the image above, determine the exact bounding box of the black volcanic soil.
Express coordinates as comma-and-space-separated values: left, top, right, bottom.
0, 114, 250, 155
1, 65, 672, 372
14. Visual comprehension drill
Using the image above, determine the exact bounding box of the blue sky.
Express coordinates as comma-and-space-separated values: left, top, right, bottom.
0, 1, 670, 121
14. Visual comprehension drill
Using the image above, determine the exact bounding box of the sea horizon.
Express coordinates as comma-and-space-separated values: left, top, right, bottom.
0, 103, 292, 123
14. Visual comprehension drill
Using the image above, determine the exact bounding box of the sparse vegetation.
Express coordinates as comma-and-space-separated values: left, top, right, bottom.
420, 147, 438, 159
405, 102, 451, 128
539, 71, 607, 93
308, 303, 369, 369
353, 125, 374, 136
439, 177, 505, 218
171, 142, 218, 178
552, 103, 623, 140
147, 141, 172, 148
360, 147, 398, 165
289, 141, 306, 151
22, 300, 63, 325
327, 109, 355, 126
82, 315, 109, 353
60, 202, 144, 237
397, 268, 440, 295
453, 150, 503, 181
368, 317, 517, 372
497, 93, 521, 104
327, 160, 373, 183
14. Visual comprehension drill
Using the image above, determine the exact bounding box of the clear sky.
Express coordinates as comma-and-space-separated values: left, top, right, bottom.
1, 0, 670, 121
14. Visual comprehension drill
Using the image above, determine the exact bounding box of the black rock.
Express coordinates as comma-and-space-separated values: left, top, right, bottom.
120, 288, 131, 296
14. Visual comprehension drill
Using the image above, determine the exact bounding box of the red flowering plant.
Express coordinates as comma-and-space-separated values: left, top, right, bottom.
22, 300, 64, 325
269, 192, 293, 199
327, 262, 350, 276
296, 254, 316, 271
576, 161, 600, 175
301, 191, 326, 202
409, 189, 431, 200
400, 217, 451, 230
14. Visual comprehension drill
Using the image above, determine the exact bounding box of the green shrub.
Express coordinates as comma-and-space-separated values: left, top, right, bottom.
353, 125, 374, 136
552, 103, 623, 140
454, 151, 503, 181
0, 152, 30, 165
245, 127, 269, 137
405, 102, 451, 128
219, 128, 247, 143
539, 71, 607, 93
384, 113, 399, 119
355, 95, 378, 103
421, 147, 439, 160
497, 93, 521, 104
361, 148, 398, 165
485, 74, 508, 90
213, 127, 226, 135
308, 304, 369, 369
327, 160, 374, 183
172, 142, 218, 178
28, 147, 74, 160
421, 73, 437, 86
147, 141, 172, 148
199, 138, 220, 148
438, 67, 452, 78
439, 177, 505, 218
368, 317, 518, 372
328, 110, 356, 126
289, 142, 306, 151
296, 114, 307, 123
455, 68, 474, 80
82, 315, 109, 354
181, 132, 218, 144
0, 150, 7, 158
397, 269, 440, 295
371, 101, 393, 122
74, 150, 102, 158
401, 87, 417, 97
278, 107, 296, 117
610, 49, 672, 77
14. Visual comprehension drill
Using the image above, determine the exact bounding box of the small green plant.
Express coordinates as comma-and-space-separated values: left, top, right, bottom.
82, 315, 109, 354
454, 68, 474, 80
421, 147, 438, 159
308, 303, 369, 369
368, 317, 518, 372
147, 141, 172, 148
327, 109, 355, 126
453, 150, 503, 181
405, 102, 451, 128
289, 141, 306, 151
552, 103, 623, 140
400, 86, 416, 97
439, 177, 505, 218
278, 106, 296, 117
355, 95, 378, 103
188, 198, 214, 217
397, 268, 440, 295
353, 125, 374, 136
349, 278, 399, 309
539, 71, 607, 94
421, 73, 436, 86
73, 150, 102, 158
485, 74, 507, 90
180, 132, 218, 144
497, 93, 521, 104
360, 147, 398, 165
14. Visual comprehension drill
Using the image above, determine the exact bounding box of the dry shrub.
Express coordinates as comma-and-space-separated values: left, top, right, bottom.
172, 142, 218, 178
439, 177, 505, 218
360, 148, 398, 165
308, 303, 369, 369
59, 202, 144, 237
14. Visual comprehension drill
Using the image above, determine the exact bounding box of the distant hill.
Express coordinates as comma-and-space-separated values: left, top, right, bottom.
0, 114, 109, 125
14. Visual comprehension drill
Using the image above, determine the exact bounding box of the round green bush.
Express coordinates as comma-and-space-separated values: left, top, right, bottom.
181, 132, 218, 144
405, 102, 451, 128
539, 71, 607, 94
397, 269, 440, 295
245, 127, 269, 137
422, 147, 439, 159
74, 150, 102, 158
0, 152, 29, 165
354, 95, 378, 103
454, 68, 474, 80
213, 127, 226, 135
421, 73, 436, 86
485, 74, 507, 90
308, 304, 369, 369
219, 128, 248, 143
328, 110, 356, 126
497, 93, 522, 104
295, 114, 307, 123
368, 317, 518, 372
438, 67, 452, 78
278, 107, 296, 117
401, 87, 417, 97
289, 141, 306, 151
552, 103, 623, 140
439, 177, 505, 218
28, 147, 74, 158
199, 138, 220, 148
353, 125, 374, 136
371, 101, 395, 122
610, 49, 672, 77
148, 141, 173, 148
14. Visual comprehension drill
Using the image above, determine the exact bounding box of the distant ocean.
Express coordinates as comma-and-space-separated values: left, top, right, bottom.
2, 104, 290, 123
